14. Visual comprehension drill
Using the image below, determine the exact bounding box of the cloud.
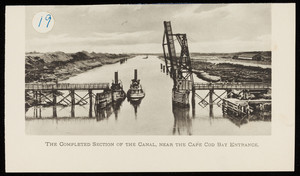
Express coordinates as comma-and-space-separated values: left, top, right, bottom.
25, 4, 271, 53
194, 4, 228, 13
26, 30, 162, 53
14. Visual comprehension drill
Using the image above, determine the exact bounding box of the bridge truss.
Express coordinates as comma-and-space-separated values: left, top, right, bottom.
162, 21, 194, 107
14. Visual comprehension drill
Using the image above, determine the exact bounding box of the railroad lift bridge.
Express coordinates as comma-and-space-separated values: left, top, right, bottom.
162, 21, 271, 116
162, 21, 194, 107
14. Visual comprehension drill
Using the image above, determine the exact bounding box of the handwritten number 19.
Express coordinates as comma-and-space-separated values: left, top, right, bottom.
38, 14, 52, 28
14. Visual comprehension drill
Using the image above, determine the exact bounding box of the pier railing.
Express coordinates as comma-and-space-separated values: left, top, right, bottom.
194, 82, 271, 90
25, 83, 110, 90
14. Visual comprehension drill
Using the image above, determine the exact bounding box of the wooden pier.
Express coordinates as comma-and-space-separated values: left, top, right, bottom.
25, 83, 110, 109
192, 82, 271, 108
194, 82, 271, 90
25, 83, 109, 91
25, 75, 126, 118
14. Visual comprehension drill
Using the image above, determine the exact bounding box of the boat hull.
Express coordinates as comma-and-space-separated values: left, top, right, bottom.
196, 73, 220, 82
127, 91, 145, 101
112, 90, 126, 102
193, 69, 221, 82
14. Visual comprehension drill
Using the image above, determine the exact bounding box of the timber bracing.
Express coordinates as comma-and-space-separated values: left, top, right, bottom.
25, 83, 105, 106
26, 89, 96, 106
193, 82, 270, 108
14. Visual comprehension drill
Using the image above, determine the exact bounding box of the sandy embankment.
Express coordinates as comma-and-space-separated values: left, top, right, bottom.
25, 51, 134, 83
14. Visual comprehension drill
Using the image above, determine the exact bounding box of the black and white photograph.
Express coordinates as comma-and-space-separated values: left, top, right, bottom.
5, 3, 295, 172
24, 4, 272, 135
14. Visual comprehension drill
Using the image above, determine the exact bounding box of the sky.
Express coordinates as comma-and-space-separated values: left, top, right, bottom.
25, 4, 271, 53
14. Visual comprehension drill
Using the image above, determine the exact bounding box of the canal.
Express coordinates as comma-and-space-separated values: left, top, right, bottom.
25, 55, 271, 135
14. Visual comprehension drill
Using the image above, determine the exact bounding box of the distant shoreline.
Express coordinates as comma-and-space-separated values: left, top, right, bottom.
157, 50, 271, 83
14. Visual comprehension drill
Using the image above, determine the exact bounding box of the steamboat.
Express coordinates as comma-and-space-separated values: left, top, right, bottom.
111, 72, 126, 102
127, 69, 145, 101
95, 72, 126, 111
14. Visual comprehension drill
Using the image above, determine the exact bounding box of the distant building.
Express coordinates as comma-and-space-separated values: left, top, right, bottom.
232, 54, 264, 61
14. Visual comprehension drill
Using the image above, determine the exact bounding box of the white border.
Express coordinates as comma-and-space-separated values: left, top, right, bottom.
5, 4, 295, 172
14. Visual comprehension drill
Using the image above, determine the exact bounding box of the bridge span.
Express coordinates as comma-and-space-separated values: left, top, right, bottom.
194, 82, 271, 90
25, 82, 271, 91
25, 83, 110, 91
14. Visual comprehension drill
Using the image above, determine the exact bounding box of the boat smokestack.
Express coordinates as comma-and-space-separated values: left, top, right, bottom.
134, 69, 137, 80
115, 72, 118, 84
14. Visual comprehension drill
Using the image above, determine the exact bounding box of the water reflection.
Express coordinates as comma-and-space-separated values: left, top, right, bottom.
128, 99, 142, 119
172, 104, 192, 135
32, 106, 42, 118
95, 104, 112, 121
222, 110, 271, 128
112, 100, 123, 120
222, 114, 248, 127
53, 105, 57, 118
209, 103, 214, 119
27, 98, 125, 122
94, 99, 124, 121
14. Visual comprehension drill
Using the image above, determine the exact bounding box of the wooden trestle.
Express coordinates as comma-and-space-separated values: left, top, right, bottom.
192, 82, 271, 107
25, 83, 110, 107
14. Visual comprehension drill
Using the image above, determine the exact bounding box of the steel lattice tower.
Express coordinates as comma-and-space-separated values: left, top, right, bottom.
162, 21, 194, 107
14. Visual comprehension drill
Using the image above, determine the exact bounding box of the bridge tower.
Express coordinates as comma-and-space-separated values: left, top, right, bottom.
162, 21, 194, 107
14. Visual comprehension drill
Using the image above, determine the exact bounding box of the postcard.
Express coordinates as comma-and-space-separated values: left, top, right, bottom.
5, 3, 295, 172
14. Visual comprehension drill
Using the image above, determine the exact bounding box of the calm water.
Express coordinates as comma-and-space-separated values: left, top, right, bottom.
25, 56, 271, 135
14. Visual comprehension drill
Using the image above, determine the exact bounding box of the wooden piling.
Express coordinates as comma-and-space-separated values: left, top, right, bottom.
70, 90, 75, 117
34, 91, 38, 105
33, 106, 36, 118
191, 87, 195, 118
209, 89, 214, 118
209, 89, 213, 105
89, 90, 93, 105
209, 102, 214, 118
89, 90, 93, 117
70, 90, 75, 105
71, 105, 75, 117
243, 90, 249, 99
227, 89, 232, 98
39, 106, 41, 118
52, 90, 57, 105
38, 91, 41, 105
53, 106, 57, 118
